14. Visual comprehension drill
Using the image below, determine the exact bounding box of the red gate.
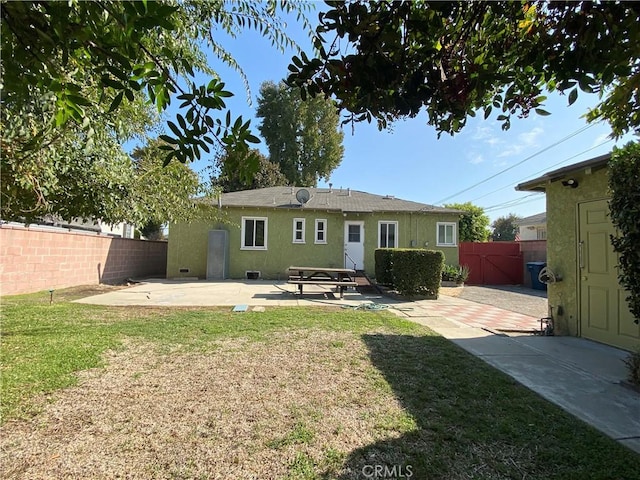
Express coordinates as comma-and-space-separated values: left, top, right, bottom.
459, 242, 523, 285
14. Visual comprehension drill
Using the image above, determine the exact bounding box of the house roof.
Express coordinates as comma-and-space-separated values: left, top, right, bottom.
516, 212, 546, 226
516, 153, 611, 192
216, 187, 461, 214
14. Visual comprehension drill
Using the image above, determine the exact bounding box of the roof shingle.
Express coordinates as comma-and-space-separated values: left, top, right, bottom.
216, 187, 460, 214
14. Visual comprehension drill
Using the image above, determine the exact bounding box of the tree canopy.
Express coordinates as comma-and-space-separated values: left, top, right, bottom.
1, 1, 311, 222
212, 148, 288, 193
256, 81, 344, 186
491, 214, 521, 242
444, 202, 490, 242
287, 1, 640, 137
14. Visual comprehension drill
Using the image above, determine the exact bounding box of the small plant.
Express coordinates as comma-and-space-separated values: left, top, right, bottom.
441, 264, 459, 282
441, 264, 470, 285
623, 348, 640, 388
457, 265, 470, 284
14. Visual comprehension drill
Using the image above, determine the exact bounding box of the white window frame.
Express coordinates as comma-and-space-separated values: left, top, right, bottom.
436, 222, 457, 247
537, 227, 547, 240
315, 219, 327, 244
378, 221, 398, 248
292, 218, 306, 244
241, 216, 268, 250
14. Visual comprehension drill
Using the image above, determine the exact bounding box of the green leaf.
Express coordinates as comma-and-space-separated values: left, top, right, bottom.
159, 135, 178, 144
167, 121, 181, 137
535, 108, 551, 116
67, 94, 92, 107
108, 91, 124, 112
568, 88, 578, 106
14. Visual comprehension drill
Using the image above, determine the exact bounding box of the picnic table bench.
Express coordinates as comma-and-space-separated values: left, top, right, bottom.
287, 266, 357, 299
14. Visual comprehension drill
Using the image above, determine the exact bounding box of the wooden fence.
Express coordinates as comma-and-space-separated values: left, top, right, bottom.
459, 240, 547, 286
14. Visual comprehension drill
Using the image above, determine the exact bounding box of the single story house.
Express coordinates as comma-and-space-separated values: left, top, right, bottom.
167, 186, 461, 281
516, 153, 639, 351
516, 212, 547, 241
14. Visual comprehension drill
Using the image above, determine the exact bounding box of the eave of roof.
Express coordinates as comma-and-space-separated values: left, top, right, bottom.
516, 212, 546, 225
516, 153, 611, 192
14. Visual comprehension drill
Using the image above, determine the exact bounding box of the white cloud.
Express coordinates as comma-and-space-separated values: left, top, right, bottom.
498, 127, 544, 158
468, 153, 484, 165
519, 126, 544, 146
473, 125, 502, 146
591, 133, 610, 148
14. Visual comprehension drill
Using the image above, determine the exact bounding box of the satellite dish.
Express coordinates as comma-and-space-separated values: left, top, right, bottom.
296, 189, 310, 204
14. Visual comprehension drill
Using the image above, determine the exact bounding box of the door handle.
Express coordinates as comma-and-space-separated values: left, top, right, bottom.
578, 240, 584, 269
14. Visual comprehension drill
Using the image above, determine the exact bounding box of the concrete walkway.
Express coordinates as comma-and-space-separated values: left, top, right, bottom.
77, 279, 640, 454
387, 299, 640, 454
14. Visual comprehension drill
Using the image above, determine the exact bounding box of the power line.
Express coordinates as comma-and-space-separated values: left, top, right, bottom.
484, 197, 543, 213
434, 123, 596, 205
482, 192, 542, 212
469, 138, 613, 202
484, 196, 544, 213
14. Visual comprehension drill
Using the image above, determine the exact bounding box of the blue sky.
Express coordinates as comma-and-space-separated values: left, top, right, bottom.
155, 7, 635, 223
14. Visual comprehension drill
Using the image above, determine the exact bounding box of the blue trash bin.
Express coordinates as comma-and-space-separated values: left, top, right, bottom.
527, 262, 547, 291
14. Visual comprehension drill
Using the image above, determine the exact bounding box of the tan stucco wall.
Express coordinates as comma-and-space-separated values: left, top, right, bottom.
167, 208, 459, 280
545, 167, 609, 335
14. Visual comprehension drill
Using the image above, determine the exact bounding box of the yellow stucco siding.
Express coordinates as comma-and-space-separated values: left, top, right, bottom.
167, 207, 460, 280
546, 167, 610, 336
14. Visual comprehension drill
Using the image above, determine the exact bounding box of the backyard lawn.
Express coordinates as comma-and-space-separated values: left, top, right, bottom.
1, 286, 639, 479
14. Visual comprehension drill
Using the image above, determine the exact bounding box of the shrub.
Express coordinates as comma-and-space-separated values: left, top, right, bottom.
608, 143, 640, 325
623, 348, 640, 387
374, 248, 395, 286
392, 249, 444, 298
442, 264, 470, 284
442, 264, 459, 282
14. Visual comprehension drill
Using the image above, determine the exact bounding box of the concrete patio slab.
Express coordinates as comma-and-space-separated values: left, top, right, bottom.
75, 278, 376, 308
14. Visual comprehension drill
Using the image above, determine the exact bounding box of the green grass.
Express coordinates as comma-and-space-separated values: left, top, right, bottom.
1, 287, 414, 421
1, 286, 639, 479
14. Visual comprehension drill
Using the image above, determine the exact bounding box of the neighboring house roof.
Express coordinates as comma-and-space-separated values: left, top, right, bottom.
216, 187, 461, 214
516, 153, 611, 192
516, 212, 546, 226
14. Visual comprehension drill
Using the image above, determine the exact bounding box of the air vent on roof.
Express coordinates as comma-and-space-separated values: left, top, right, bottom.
383, 195, 395, 200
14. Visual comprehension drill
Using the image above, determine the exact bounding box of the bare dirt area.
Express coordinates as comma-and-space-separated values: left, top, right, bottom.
438, 286, 464, 298
1, 330, 409, 479
48, 284, 130, 302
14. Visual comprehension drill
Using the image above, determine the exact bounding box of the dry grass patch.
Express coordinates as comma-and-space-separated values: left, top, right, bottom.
1, 330, 410, 479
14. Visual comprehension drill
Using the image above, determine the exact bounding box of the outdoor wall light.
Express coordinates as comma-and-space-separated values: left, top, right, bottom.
561, 178, 579, 188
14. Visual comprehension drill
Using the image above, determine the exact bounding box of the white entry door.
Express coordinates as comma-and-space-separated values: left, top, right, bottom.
344, 221, 364, 270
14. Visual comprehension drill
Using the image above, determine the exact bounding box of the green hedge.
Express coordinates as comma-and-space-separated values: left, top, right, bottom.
374, 248, 445, 298
609, 143, 640, 324
374, 248, 395, 286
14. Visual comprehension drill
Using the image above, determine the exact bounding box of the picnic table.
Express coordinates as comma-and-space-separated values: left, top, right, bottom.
287, 266, 357, 299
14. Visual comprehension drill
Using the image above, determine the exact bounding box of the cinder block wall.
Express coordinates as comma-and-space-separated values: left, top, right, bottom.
0, 226, 167, 295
